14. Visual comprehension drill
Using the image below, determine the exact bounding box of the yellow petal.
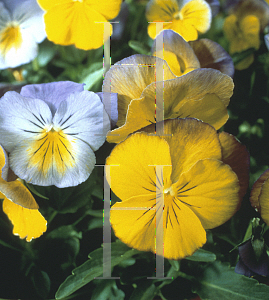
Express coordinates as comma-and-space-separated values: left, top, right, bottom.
37, 0, 71, 10
106, 132, 172, 201
38, 0, 122, 20
179, 0, 211, 37
146, 0, 178, 22
189, 38, 234, 77
110, 193, 207, 260
171, 18, 198, 41
86, 0, 122, 20
0, 178, 38, 209
174, 159, 240, 229
0, 144, 7, 178
234, 0, 269, 31
258, 179, 269, 226
154, 119, 222, 183
240, 15, 260, 50
103, 55, 175, 127
169, 93, 229, 130
110, 195, 160, 254
107, 68, 234, 143
223, 14, 238, 46
43, 2, 111, 50
224, 14, 260, 56
250, 169, 269, 213
152, 30, 200, 76
234, 54, 254, 70
3, 198, 47, 242
218, 132, 249, 199
163, 198, 206, 259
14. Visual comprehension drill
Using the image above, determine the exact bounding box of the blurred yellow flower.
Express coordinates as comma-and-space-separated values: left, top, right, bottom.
223, 14, 260, 70
146, 0, 212, 41
106, 119, 249, 259
0, 145, 47, 242
104, 54, 234, 143
223, 0, 269, 70
37, 0, 122, 50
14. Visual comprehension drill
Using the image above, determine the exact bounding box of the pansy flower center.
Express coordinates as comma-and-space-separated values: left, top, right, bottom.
0, 23, 23, 56
173, 11, 183, 20
164, 185, 176, 197
27, 125, 76, 176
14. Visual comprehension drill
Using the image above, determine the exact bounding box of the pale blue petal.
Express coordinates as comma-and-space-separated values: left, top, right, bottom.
0, 2, 11, 30
11, 0, 46, 43
96, 92, 118, 127
20, 82, 85, 115
0, 29, 38, 69
9, 135, 96, 187
0, 91, 52, 152
53, 91, 110, 151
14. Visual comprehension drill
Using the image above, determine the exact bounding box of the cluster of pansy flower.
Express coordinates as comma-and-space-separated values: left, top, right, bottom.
0, 0, 123, 69
103, 28, 250, 260
0, 0, 266, 267
0, 81, 116, 241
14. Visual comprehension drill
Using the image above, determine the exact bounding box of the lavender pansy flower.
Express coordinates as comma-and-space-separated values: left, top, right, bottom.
0, 81, 112, 188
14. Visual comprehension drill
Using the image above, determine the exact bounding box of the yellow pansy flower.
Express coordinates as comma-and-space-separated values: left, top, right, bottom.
223, 0, 269, 70
106, 119, 249, 260
146, 0, 212, 41
152, 29, 234, 77
0, 145, 47, 242
104, 54, 234, 143
37, 0, 122, 50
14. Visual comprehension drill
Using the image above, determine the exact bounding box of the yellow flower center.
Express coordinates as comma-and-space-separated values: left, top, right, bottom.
164, 184, 176, 197
0, 24, 22, 56
27, 126, 76, 177
173, 11, 183, 20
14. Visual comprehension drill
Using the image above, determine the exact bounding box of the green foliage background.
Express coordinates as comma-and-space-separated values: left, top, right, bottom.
1, 0, 269, 299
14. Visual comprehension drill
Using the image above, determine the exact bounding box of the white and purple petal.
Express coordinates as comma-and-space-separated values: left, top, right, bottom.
20, 81, 85, 115
53, 91, 110, 151
0, 91, 52, 152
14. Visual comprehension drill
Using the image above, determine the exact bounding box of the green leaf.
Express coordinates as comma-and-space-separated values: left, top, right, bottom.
130, 281, 157, 300
185, 249, 216, 262
79, 67, 104, 90
195, 261, 269, 300
91, 280, 125, 300
168, 259, 180, 271
31, 268, 51, 299
55, 242, 140, 299
46, 225, 82, 240
25, 182, 49, 200
37, 40, 56, 67
128, 41, 151, 55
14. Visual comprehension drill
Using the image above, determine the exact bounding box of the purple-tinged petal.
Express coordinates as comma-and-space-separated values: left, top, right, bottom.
235, 258, 256, 277
189, 39, 234, 78
20, 81, 85, 115
11, 0, 46, 43
96, 92, 118, 128
0, 91, 52, 153
238, 239, 269, 277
